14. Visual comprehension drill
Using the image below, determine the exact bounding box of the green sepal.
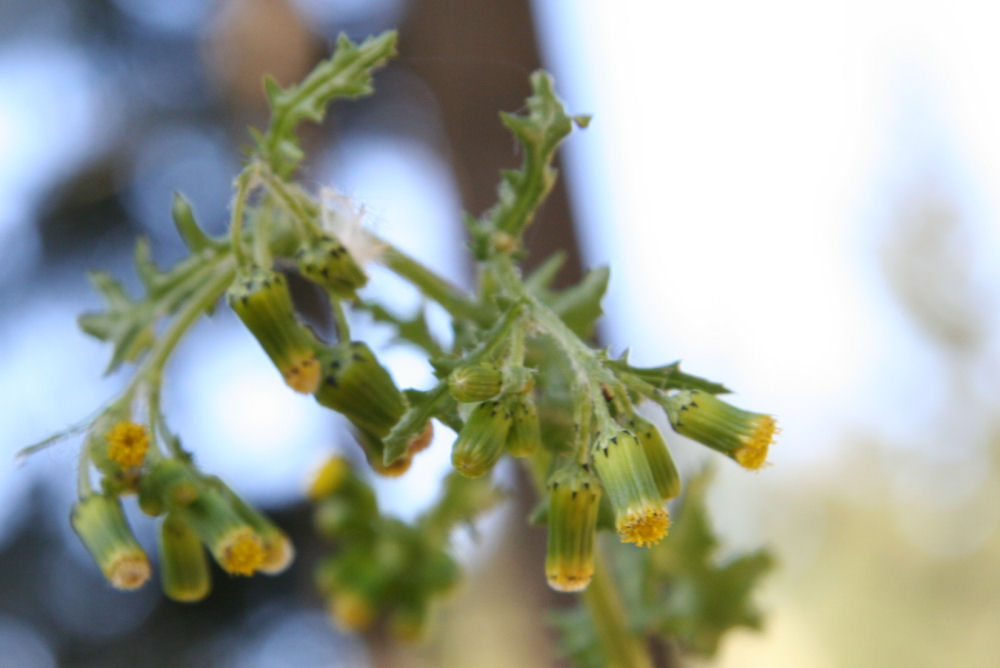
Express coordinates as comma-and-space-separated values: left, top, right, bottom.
138, 457, 200, 517
629, 415, 682, 500
227, 266, 322, 393
207, 477, 294, 574
505, 392, 541, 457
451, 400, 512, 478
544, 463, 601, 592
313, 341, 407, 438
296, 235, 368, 298
158, 513, 212, 603
382, 385, 452, 466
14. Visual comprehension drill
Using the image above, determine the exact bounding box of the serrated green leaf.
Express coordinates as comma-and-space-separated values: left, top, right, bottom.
546, 266, 609, 338
607, 356, 730, 395
171, 191, 216, 252
473, 71, 580, 254
257, 30, 397, 177
524, 251, 567, 292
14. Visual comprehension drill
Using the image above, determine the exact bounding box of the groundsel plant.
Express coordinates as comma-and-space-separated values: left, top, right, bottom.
25, 31, 777, 665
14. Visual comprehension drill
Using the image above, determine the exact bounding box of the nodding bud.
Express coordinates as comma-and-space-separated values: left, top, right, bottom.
545, 464, 601, 592
71, 495, 151, 590
138, 458, 200, 517
451, 401, 512, 478
296, 235, 367, 298
207, 478, 294, 575
447, 362, 503, 403
505, 393, 541, 457
163, 479, 265, 576
227, 266, 321, 394
314, 342, 406, 438
352, 427, 412, 477
663, 390, 776, 470
158, 514, 212, 603
629, 415, 681, 500
591, 430, 670, 547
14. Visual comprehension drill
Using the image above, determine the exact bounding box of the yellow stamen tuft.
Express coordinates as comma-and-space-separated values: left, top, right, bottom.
107, 551, 152, 590
308, 457, 350, 500
734, 416, 777, 470
617, 504, 670, 547
283, 352, 321, 394
546, 569, 593, 593
106, 422, 149, 468
219, 528, 264, 576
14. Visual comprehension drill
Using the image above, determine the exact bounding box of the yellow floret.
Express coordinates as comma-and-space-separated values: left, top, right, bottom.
307, 457, 350, 500
106, 422, 149, 468
734, 415, 777, 470
546, 568, 594, 593
219, 528, 265, 576
617, 504, 670, 548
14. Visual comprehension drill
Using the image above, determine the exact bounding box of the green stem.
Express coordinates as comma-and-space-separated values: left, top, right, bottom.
584, 545, 653, 668
329, 293, 351, 341
377, 243, 492, 325
230, 172, 252, 267
77, 447, 93, 498
258, 167, 323, 239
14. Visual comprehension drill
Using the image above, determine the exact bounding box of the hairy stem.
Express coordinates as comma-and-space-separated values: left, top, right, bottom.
584, 547, 653, 668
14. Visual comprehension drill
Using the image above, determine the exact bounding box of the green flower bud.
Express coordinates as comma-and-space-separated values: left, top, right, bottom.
353, 427, 413, 477
545, 464, 601, 592
591, 430, 669, 547
296, 235, 367, 297
505, 393, 541, 457
71, 495, 151, 590
629, 415, 681, 500
138, 458, 200, 517
314, 342, 406, 438
227, 266, 321, 394
158, 514, 211, 603
451, 401, 512, 478
663, 390, 776, 470
448, 362, 503, 403
165, 480, 265, 577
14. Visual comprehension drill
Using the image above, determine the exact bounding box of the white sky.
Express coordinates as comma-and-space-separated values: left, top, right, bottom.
533, 0, 1000, 466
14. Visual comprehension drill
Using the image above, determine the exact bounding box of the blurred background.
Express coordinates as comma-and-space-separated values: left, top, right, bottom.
2, 0, 1000, 666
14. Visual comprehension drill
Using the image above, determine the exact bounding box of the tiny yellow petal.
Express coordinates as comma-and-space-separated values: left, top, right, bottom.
283, 352, 321, 394
219, 528, 264, 576
734, 416, 777, 470
617, 504, 670, 548
107, 551, 152, 590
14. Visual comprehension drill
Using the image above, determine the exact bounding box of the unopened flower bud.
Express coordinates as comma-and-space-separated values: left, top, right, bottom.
451, 401, 512, 478
71, 495, 151, 590
505, 393, 541, 457
448, 362, 503, 403
629, 415, 681, 500
591, 430, 669, 547
296, 235, 367, 297
663, 390, 776, 470
314, 342, 406, 438
138, 458, 200, 516
545, 464, 601, 592
158, 514, 211, 602
227, 266, 321, 394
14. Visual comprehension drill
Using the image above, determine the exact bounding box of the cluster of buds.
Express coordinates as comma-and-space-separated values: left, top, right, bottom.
309, 457, 459, 641
72, 416, 292, 600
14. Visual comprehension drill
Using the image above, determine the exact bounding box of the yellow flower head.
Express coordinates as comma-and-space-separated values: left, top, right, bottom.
733, 414, 778, 470
106, 550, 153, 590
106, 422, 149, 468
616, 504, 670, 548
218, 527, 265, 576
665, 390, 777, 471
